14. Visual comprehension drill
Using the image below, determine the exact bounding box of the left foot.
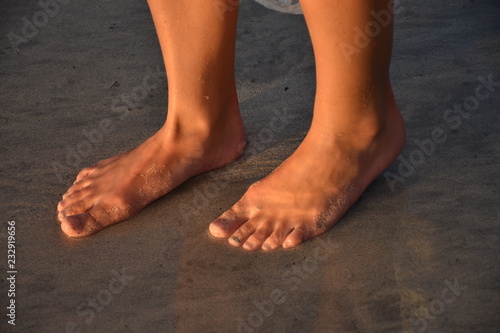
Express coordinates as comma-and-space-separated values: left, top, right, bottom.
209, 95, 405, 251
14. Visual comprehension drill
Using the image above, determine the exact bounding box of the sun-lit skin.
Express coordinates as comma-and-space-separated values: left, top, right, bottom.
57, 0, 246, 236
58, 0, 405, 251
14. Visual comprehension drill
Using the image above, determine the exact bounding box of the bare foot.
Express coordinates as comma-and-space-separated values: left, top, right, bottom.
57, 105, 246, 237
209, 95, 405, 251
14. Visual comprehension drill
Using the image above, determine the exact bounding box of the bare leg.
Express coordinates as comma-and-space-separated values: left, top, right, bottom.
57, 1, 245, 237
209, 0, 405, 251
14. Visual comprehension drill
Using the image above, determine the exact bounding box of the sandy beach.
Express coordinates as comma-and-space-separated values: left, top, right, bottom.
1, 0, 499, 332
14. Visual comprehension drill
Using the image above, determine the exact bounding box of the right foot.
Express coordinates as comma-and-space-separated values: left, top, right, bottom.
57, 104, 246, 237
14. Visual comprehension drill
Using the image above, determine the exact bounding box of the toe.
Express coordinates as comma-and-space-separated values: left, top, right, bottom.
241, 235, 262, 251
60, 213, 103, 237
58, 200, 93, 222
63, 180, 89, 199
209, 207, 248, 238
282, 228, 306, 249
242, 225, 272, 251
75, 164, 99, 183
262, 225, 294, 251
228, 223, 255, 248
57, 189, 89, 212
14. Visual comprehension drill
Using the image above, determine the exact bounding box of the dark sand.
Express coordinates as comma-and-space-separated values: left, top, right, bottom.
0, 0, 499, 332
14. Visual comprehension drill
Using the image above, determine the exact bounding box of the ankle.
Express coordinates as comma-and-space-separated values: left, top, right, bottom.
309, 93, 399, 151
163, 92, 241, 137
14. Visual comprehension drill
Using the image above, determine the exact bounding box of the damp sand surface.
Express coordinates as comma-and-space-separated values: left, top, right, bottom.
0, 0, 499, 331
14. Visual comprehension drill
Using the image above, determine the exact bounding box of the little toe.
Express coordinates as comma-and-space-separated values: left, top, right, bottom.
209, 208, 248, 238
60, 213, 103, 237
282, 228, 306, 249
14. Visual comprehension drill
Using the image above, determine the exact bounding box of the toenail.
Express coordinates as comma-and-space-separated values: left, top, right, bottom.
216, 219, 230, 230
230, 235, 241, 244
243, 242, 254, 250
262, 243, 272, 251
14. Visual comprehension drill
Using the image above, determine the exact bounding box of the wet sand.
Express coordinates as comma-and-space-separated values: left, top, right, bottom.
0, 0, 499, 332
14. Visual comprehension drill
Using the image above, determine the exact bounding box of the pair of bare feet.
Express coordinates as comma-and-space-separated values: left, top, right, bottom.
56, 0, 405, 251
57, 88, 405, 251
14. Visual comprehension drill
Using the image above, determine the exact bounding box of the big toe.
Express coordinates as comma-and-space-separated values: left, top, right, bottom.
209, 209, 248, 238
60, 213, 102, 237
